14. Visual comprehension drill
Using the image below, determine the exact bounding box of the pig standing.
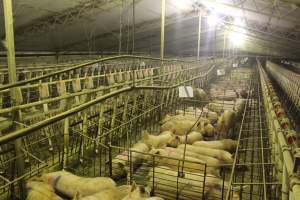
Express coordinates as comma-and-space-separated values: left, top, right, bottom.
38, 171, 116, 198
193, 139, 238, 153
216, 110, 236, 139
26, 181, 63, 200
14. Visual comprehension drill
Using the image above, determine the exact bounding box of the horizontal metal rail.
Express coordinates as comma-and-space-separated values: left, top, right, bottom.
0, 55, 215, 91
0, 63, 217, 145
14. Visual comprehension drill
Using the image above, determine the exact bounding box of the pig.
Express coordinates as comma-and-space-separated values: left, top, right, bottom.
146, 148, 218, 175
160, 117, 213, 136
73, 185, 133, 200
193, 88, 208, 102
234, 99, 246, 118
193, 139, 238, 153
111, 142, 150, 180
177, 144, 233, 164
160, 114, 199, 125
26, 181, 63, 200
164, 147, 223, 167
177, 131, 203, 144
141, 131, 174, 148
122, 182, 151, 200
38, 171, 116, 198
147, 166, 243, 200
216, 110, 237, 138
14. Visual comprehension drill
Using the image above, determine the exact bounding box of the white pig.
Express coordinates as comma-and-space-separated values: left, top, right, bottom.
177, 131, 203, 144
147, 166, 243, 200
122, 182, 150, 200
146, 148, 218, 175
111, 142, 150, 180
193, 139, 238, 153
26, 181, 63, 200
193, 88, 208, 102
160, 117, 213, 136
73, 185, 133, 200
216, 110, 236, 138
39, 171, 116, 198
177, 144, 233, 164
141, 131, 173, 148
164, 147, 223, 167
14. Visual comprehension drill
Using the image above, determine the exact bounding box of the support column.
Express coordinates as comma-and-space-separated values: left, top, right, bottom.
160, 0, 166, 59
197, 10, 202, 60
132, 0, 135, 54
3, 0, 25, 198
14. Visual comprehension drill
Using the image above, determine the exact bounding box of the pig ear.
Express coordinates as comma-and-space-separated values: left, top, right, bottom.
131, 181, 137, 192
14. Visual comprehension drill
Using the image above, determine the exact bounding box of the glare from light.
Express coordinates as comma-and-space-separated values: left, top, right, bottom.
201, 1, 242, 17
229, 18, 246, 46
207, 13, 220, 26
174, 0, 191, 10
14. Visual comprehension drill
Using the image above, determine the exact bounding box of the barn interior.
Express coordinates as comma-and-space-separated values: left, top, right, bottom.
0, 0, 300, 200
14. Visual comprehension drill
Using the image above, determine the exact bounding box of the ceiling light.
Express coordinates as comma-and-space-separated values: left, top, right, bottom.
207, 13, 220, 26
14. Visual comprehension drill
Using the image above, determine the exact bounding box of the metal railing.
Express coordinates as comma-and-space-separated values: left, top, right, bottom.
0, 56, 225, 199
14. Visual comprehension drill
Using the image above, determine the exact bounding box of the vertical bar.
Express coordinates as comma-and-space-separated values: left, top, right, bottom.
63, 117, 69, 169
119, 0, 123, 55
132, 0, 135, 54
3, 0, 25, 198
197, 10, 202, 60
160, 0, 166, 59
223, 30, 226, 58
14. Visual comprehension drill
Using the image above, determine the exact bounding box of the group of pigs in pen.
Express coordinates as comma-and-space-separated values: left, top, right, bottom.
26, 170, 163, 200
25, 84, 248, 200
109, 87, 248, 199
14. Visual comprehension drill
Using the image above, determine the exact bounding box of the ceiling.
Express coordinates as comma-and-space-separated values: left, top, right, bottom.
0, 0, 300, 59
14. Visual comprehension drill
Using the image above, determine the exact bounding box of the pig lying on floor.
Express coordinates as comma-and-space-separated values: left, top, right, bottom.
36, 171, 116, 198
73, 182, 151, 200
160, 115, 216, 137
146, 148, 219, 175
193, 139, 238, 153
26, 180, 63, 200
148, 166, 244, 200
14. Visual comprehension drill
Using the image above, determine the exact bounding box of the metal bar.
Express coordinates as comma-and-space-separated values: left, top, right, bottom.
197, 10, 202, 60
0, 62, 218, 145
160, 0, 165, 59
3, 0, 25, 198
0, 55, 204, 91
